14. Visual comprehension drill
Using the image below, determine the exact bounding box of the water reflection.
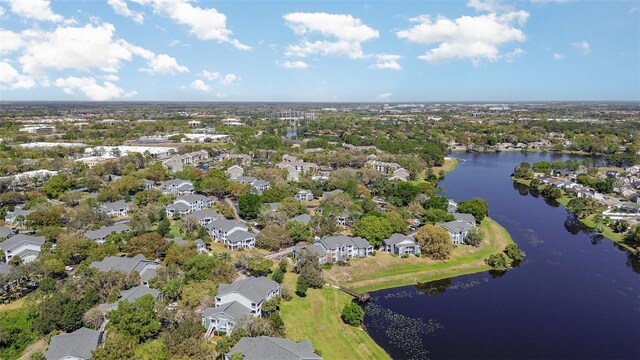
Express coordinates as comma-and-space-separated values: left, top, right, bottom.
415, 278, 452, 296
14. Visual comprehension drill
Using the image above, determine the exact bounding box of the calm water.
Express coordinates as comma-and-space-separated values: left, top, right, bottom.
363, 152, 640, 360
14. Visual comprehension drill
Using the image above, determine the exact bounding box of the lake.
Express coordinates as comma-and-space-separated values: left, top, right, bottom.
363, 152, 640, 359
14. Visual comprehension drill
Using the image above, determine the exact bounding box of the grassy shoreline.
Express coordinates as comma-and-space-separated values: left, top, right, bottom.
512, 177, 636, 253
324, 218, 514, 293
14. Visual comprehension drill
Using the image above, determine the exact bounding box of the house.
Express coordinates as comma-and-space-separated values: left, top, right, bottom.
186, 209, 219, 226
205, 219, 255, 249
383, 233, 421, 256
0, 234, 45, 264
322, 189, 343, 199
142, 179, 156, 190
161, 179, 194, 195
44, 327, 104, 360
437, 220, 475, 245
605, 170, 619, 178
218, 153, 252, 165
89, 254, 157, 286
98, 285, 162, 313
227, 165, 244, 180
0, 226, 16, 239
162, 150, 210, 172
294, 243, 328, 264
5, 205, 32, 225
195, 239, 208, 253
84, 223, 129, 244
276, 161, 318, 179
282, 154, 299, 162
225, 337, 322, 360
280, 165, 300, 181
389, 167, 410, 181
215, 276, 280, 317
313, 235, 373, 263
295, 190, 314, 201
99, 200, 129, 217
290, 213, 312, 224
452, 213, 476, 227
364, 159, 401, 175
234, 176, 270, 195
165, 194, 214, 218
203, 301, 253, 336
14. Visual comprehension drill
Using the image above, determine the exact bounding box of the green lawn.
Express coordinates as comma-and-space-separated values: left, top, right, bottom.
280, 274, 389, 360
325, 218, 514, 293
0, 299, 39, 360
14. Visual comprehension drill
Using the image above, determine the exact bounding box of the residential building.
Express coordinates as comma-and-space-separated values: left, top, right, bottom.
313, 235, 373, 263
437, 220, 475, 245
142, 179, 155, 190
202, 301, 253, 336
165, 194, 214, 218
218, 153, 252, 165
227, 165, 244, 180
85, 145, 176, 158
44, 328, 104, 360
276, 161, 318, 174
0, 234, 45, 264
389, 167, 410, 181
233, 176, 270, 195
5, 205, 32, 225
290, 213, 312, 224
161, 179, 194, 195
19, 125, 55, 134
98, 285, 162, 313
364, 159, 401, 175
383, 233, 421, 256
89, 254, 157, 286
205, 219, 255, 249
75, 155, 116, 169
225, 336, 322, 360
84, 223, 129, 244
295, 190, 314, 201
99, 200, 129, 217
162, 150, 210, 172
0, 226, 15, 239
186, 209, 219, 226
215, 276, 280, 317
452, 213, 476, 227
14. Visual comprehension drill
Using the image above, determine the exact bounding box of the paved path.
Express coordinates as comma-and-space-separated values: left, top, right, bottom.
265, 246, 295, 259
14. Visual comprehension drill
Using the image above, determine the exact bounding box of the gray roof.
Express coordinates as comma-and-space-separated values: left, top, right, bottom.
236, 176, 257, 183
100, 200, 129, 212
298, 243, 326, 257
167, 202, 190, 212
0, 234, 45, 252
143, 179, 155, 186
317, 235, 371, 250
188, 209, 219, 220
227, 336, 322, 360
163, 179, 192, 187
217, 276, 279, 303
44, 327, 103, 360
0, 226, 15, 239
290, 214, 311, 224
120, 285, 161, 302
383, 233, 416, 246
437, 220, 474, 234
84, 223, 128, 241
170, 237, 187, 245
0, 263, 11, 275
203, 300, 252, 321
322, 189, 343, 198
206, 219, 246, 233
176, 193, 211, 204
453, 213, 476, 224
226, 230, 255, 244
89, 254, 152, 275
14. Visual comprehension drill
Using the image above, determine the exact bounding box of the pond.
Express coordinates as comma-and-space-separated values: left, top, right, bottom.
363, 152, 640, 359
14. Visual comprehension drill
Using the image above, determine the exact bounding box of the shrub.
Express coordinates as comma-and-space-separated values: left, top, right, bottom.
341, 302, 365, 326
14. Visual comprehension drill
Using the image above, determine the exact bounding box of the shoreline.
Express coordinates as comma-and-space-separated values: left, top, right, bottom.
511, 177, 637, 253
324, 217, 515, 293
450, 148, 597, 156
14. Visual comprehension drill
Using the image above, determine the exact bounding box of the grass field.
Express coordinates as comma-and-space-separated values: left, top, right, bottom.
324, 218, 514, 293
414, 157, 459, 184
279, 274, 390, 360
0, 298, 39, 360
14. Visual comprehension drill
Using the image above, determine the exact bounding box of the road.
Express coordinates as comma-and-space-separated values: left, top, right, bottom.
223, 197, 261, 233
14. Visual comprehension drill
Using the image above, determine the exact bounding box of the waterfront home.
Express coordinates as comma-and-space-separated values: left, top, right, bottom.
233, 176, 270, 195
447, 199, 458, 213
295, 189, 314, 201
99, 200, 129, 217
98, 285, 162, 313
161, 179, 194, 195
205, 219, 255, 249
437, 220, 475, 245
165, 194, 214, 218
225, 336, 322, 360
215, 276, 280, 317
227, 165, 244, 180
452, 213, 476, 227
89, 254, 157, 286
313, 235, 373, 263
84, 223, 129, 244
0, 234, 45, 264
383, 233, 421, 256
44, 328, 104, 360
5, 204, 32, 225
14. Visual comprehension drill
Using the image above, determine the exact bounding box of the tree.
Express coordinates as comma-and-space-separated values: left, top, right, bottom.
247, 257, 274, 277
423, 196, 448, 211
464, 228, 485, 246
457, 198, 489, 223
124, 232, 167, 259
92, 332, 136, 360
43, 174, 71, 198
485, 253, 509, 270
83, 308, 105, 330
341, 302, 365, 326
182, 254, 235, 283
56, 235, 97, 265
156, 218, 171, 237
541, 186, 562, 200
295, 276, 308, 297
351, 215, 393, 248
384, 211, 408, 234
513, 162, 533, 179
623, 224, 640, 250
309, 215, 338, 237
504, 243, 524, 262
179, 280, 218, 308
612, 219, 629, 233
285, 221, 312, 243
415, 224, 453, 260
163, 318, 214, 359
256, 224, 292, 251
214, 202, 235, 219
164, 243, 197, 267
107, 294, 160, 342
271, 268, 285, 284
389, 181, 420, 206
532, 161, 551, 174
423, 208, 454, 224
238, 194, 261, 219
297, 252, 324, 288
566, 197, 603, 219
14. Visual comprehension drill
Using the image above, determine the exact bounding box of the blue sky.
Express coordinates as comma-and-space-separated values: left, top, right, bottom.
0, 0, 638, 102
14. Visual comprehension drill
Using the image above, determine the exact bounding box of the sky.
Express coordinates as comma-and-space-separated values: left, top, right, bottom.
0, 0, 638, 102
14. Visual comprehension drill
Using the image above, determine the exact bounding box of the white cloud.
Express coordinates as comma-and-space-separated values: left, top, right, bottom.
10, 23, 187, 77
219, 73, 239, 85
0, 61, 36, 90
467, 0, 513, 12
190, 79, 210, 92
279, 60, 309, 69
107, 0, 144, 24
102, 74, 120, 81
370, 54, 402, 70
283, 12, 379, 59
553, 52, 564, 60
571, 40, 591, 54
504, 48, 524, 63
0, 30, 26, 54
0, 6, 4, 16
197, 70, 220, 80
377, 92, 392, 101
7, 0, 62, 22
168, 40, 181, 47
397, 10, 528, 64
54, 76, 136, 100
132, 0, 249, 50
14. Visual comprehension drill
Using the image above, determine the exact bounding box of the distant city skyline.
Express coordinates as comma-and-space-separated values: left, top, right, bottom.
0, 0, 638, 102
